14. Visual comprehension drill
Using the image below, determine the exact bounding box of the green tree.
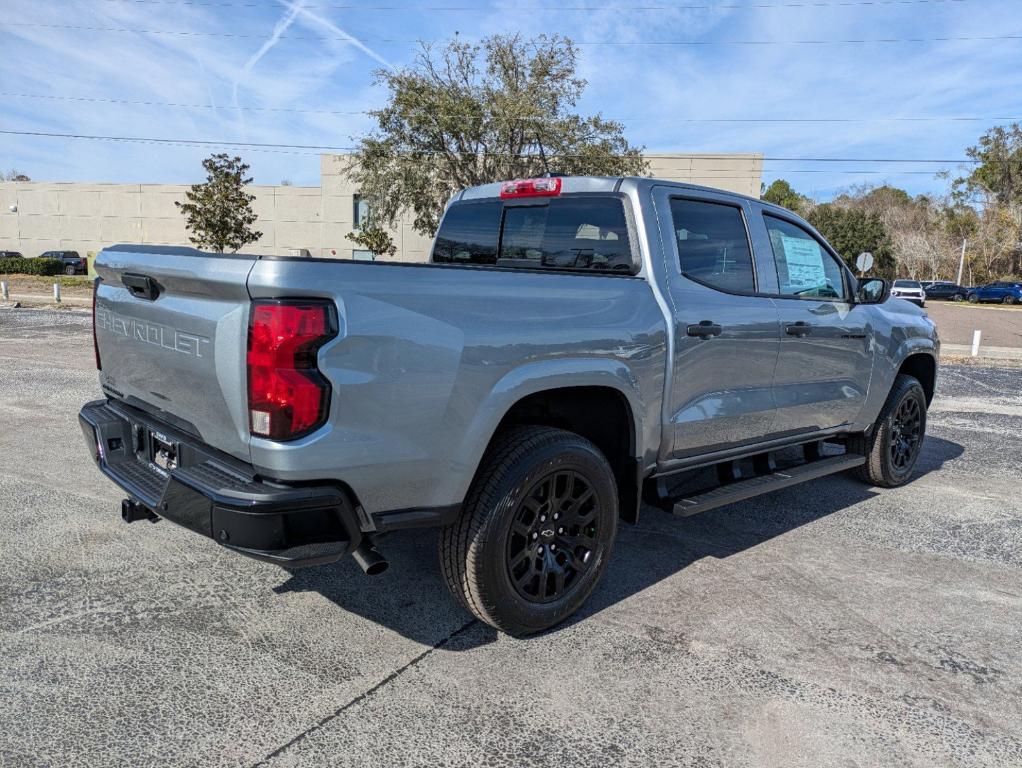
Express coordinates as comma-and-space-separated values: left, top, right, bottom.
175, 154, 262, 253
954, 123, 1022, 208
761, 179, 810, 214
347, 33, 648, 236
808, 204, 895, 277
953, 124, 1022, 277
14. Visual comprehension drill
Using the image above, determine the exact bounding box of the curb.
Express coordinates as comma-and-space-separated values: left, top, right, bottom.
942, 343, 1022, 362
4, 293, 92, 307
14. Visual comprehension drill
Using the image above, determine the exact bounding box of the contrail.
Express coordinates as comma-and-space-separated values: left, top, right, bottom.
193, 53, 219, 118
279, 0, 394, 70
232, 0, 307, 135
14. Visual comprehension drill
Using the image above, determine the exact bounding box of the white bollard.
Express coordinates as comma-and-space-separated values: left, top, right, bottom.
971, 329, 982, 357
53, 282, 61, 304
1, 280, 8, 301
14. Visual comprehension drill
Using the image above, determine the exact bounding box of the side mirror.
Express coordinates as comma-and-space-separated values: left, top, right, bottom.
856, 277, 890, 304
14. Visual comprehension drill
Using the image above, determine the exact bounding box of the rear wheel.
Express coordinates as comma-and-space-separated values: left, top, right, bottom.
64, 265, 75, 275
439, 426, 618, 636
849, 374, 927, 487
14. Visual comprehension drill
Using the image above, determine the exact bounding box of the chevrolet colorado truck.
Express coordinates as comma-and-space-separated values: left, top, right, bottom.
80, 175, 939, 635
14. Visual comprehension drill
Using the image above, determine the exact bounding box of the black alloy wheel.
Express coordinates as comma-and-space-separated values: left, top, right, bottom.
889, 394, 923, 471
506, 470, 600, 604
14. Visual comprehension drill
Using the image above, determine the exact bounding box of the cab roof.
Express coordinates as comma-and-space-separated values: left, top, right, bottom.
455, 175, 773, 210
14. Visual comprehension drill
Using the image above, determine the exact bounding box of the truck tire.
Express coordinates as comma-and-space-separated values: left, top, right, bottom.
848, 374, 927, 487
439, 426, 618, 636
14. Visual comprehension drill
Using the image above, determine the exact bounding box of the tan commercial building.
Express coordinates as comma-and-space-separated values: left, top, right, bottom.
0, 153, 762, 262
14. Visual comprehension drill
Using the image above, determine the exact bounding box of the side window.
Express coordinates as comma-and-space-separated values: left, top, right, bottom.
352, 194, 370, 229
431, 201, 503, 265
499, 197, 633, 273
764, 215, 848, 300
668, 198, 755, 293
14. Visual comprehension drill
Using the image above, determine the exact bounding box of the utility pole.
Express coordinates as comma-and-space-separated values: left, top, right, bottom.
956, 238, 967, 285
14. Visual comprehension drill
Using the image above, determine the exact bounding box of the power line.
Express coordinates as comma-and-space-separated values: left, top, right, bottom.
3, 92, 1017, 125
4, 21, 1017, 46
0, 129, 348, 151
97, 0, 969, 10
0, 128, 1000, 166
0, 130, 974, 175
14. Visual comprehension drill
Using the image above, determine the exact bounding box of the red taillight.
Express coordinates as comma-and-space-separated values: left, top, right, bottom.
92, 278, 102, 370
247, 300, 337, 441
499, 177, 562, 199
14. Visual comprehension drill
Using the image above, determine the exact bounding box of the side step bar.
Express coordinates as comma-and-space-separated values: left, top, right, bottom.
670, 454, 865, 517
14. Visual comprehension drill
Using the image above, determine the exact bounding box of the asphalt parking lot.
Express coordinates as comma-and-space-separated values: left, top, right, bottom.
923, 302, 1022, 348
2, 308, 1021, 767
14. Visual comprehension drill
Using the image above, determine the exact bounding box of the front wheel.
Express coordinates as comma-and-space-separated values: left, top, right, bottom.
848, 374, 927, 487
439, 426, 618, 636
967, 293, 979, 303
1004, 295, 1017, 305
953, 293, 964, 302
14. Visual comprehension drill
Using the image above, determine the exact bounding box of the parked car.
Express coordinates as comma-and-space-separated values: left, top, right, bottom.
79, 175, 939, 635
967, 281, 1022, 305
0, 250, 25, 259
924, 282, 969, 302
40, 250, 87, 275
891, 279, 926, 307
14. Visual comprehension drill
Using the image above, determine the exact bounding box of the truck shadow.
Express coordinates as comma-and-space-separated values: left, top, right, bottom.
273, 436, 963, 648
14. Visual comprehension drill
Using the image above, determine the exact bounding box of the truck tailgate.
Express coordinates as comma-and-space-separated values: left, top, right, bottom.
93, 246, 255, 463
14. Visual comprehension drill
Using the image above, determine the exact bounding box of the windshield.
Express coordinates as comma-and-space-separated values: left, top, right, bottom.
894, 280, 921, 288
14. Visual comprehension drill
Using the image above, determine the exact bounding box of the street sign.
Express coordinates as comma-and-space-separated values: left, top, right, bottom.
855, 252, 874, 273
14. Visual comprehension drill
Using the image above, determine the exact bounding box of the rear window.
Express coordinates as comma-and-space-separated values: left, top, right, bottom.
432, 196, 634, 274
431, 201, 502, 265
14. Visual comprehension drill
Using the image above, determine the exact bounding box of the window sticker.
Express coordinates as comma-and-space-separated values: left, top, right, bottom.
780, 235, 827, 291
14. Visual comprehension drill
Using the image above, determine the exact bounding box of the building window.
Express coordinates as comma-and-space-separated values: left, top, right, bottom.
352, 249, 375, 262
353, 194, 370, 229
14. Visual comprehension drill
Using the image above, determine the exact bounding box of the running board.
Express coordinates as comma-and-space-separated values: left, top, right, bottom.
671, 454, 865, 517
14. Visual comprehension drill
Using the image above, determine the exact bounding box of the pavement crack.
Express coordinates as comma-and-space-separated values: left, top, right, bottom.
249, 618, 479, 767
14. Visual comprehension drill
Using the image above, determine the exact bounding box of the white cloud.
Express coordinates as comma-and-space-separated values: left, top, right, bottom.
1, 0, 1019, 195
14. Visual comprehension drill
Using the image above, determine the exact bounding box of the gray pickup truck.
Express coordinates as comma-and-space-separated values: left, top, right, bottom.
80, 175, 939, 635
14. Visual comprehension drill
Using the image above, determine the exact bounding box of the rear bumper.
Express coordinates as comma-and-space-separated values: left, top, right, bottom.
78, 399, 362, 567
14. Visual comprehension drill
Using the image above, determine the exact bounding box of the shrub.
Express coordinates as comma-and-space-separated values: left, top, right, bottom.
0, 257, 65, 276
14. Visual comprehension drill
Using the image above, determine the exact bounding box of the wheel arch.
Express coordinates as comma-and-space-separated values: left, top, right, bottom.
897, 352, 937, 405
455, 362, 647, 525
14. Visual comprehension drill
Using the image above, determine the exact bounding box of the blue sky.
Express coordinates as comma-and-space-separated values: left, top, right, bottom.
1, 0, 1020, 200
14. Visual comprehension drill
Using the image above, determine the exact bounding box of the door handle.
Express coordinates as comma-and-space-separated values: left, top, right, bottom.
122, 272, 161, 301
686, 320, 723, 339
785, 321, 812, 337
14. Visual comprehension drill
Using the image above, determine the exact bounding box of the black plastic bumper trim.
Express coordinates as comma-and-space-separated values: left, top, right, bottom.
371, 504, 461, 533
79, 399, 361, 568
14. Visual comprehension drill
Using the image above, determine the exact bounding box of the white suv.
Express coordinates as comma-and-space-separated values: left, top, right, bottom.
891, 279, 926, 307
